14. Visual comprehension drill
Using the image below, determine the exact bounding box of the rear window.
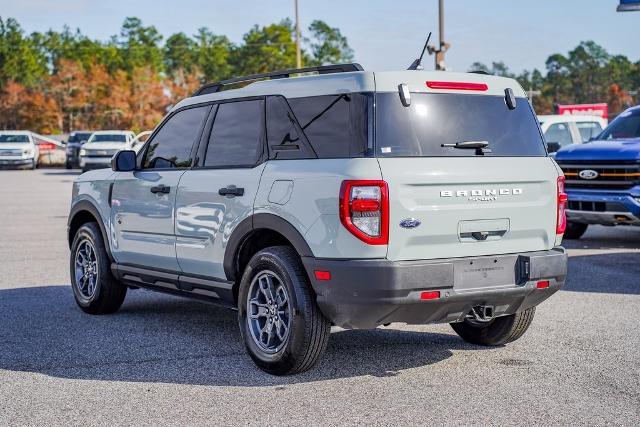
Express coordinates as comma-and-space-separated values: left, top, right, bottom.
375, 92, 546, 157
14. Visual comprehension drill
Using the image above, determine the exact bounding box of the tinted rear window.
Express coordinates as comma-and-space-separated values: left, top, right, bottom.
288, 94, 370, 158
375, 93, 545, 157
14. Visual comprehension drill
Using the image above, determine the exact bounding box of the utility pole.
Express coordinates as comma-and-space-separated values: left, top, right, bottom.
294, 0, 302, 68
428, 0, 450, 70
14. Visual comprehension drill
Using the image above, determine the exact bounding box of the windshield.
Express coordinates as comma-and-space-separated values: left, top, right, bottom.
375, 92, 546, 157
598, 109, 640, 140
88, 134, 127, 143
0, 134, 30, 143
69, 132, 92, 143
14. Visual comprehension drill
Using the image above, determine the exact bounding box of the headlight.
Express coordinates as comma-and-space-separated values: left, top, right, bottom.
79, 149, 86, 156
22, 149, 33, 157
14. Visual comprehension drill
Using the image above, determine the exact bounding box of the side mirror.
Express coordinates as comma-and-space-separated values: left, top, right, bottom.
111, 150, 137, 172
547, 141, 561, 153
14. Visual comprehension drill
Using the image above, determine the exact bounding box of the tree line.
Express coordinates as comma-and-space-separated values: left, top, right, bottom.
471, 41, 639, 116
0, 16, 353, 133
1, 15, 638, 134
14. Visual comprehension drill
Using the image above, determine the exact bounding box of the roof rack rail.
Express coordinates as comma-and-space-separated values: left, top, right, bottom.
193, 63, 364, 96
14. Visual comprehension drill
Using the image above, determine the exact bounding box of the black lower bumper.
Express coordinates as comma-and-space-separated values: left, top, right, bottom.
302, 248, 567, 329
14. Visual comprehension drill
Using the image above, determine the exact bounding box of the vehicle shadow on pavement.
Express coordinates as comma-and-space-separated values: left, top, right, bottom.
0, 285, 490, 386
41, 171, 82, 176
564, 252, 640, 295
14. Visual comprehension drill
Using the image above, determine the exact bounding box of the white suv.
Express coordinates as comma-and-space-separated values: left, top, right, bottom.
79, 130, 136, 172
0, 131, 39, 169
67, 64, 568, 375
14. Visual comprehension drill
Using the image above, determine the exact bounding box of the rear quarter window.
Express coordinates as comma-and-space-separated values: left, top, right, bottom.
287, 94, 370, 158
375, 92, 546, 157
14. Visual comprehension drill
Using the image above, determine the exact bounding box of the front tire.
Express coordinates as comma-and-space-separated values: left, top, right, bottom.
238, 246, 331, 375
70, 222, 126, 314
564, 221, 588, 239
450, 307, 536, 346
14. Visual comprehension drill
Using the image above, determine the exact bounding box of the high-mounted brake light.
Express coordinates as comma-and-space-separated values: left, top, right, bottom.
339, 180, 389, 245
556, 176, 568, 234
426, 81, 488, 91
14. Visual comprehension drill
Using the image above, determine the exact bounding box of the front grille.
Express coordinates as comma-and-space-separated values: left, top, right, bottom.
0, 149, 22, 157
558, 160, 640, 189
83, 150, 117, 157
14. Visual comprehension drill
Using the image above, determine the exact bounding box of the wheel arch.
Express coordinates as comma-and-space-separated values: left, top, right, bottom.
68, 200, 113, 262
224, 213, 314, 284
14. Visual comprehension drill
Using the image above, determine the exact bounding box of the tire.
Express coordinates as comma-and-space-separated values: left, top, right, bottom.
70, 222, 126, 314
30, 159, 36, 170
65, 161, 72, 169
450, 307, 536, 346
238, 246, 331, 375
564, 221, 588, 239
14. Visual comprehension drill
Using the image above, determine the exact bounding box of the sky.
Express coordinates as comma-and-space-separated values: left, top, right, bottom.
1, 0, 639, 74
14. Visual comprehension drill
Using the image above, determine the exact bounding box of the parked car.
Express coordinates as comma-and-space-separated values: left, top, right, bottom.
538, 114, 607, 154
0, 131, 39, 169
79, 130, 136, 172
67, 64, 568, 375
65, 131, 93, 169
555, 105, 640, 238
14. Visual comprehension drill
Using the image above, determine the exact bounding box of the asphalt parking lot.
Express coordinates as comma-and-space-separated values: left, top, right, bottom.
1, 169, 639, 426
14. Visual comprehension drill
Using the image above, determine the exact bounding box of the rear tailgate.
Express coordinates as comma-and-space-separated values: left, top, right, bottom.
379, 157, 559, 261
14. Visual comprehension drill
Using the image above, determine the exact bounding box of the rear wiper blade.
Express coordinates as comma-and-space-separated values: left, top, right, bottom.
441, 141, 489, 149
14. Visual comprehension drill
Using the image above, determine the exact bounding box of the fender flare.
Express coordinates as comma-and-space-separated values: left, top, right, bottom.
67, 199, 114, 262
223, 213, 313, 282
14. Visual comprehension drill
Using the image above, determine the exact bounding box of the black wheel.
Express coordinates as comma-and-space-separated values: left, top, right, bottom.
238, 246, 331, 375
564, 221, 588, 239
30, 159, 36, 170
65, 161, 72, 169
450, 307, 536, 346
70, 222, 126, 314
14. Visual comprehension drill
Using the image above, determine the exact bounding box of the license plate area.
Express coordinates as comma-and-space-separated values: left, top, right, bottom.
453, 255, 519, 290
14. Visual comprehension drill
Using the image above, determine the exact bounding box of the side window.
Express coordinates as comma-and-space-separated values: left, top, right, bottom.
544, 123, 573, 147
287, 94, 369, 158
266, 96, 315, 160
143, 106, 209, 169
576, 122, 603, 142
204, 99, 264, 167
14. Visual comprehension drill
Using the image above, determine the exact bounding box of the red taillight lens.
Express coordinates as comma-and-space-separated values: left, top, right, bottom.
420, 291, 441, 300
556, 176, 568, 234
314, 270, 331, 281
426, 81, 488, 91
536, 280, 550, 289
339, 180, 389, 245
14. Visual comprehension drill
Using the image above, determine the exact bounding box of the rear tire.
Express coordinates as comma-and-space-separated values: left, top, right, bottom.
564, 221, 588, 239
70, 222, 126, 314
238, 246, 331, 375
450, 307, 536, 346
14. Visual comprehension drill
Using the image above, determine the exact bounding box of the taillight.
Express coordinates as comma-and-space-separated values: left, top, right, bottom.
556, 175, 568, 234
339, 180, 389, 245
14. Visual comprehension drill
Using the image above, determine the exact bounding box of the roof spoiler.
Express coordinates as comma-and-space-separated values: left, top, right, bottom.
193, 63, 364, 96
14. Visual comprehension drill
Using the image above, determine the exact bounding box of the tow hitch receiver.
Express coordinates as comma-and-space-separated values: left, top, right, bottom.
468, 305, 495, 322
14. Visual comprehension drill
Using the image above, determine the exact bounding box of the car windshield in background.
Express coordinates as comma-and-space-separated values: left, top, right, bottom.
375, 93, 546, 157
89, 134, 127, 143
69, 133, 92, 143
0, 134, 29, 143
598, 109, 640, 140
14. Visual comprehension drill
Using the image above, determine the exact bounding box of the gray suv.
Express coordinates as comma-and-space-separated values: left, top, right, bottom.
67, 64, 568, 375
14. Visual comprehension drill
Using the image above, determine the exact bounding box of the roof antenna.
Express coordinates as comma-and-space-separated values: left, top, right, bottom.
407, 32, 432, 70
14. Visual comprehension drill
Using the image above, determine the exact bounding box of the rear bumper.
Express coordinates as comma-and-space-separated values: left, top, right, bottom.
566, 188, 640, 226
302, 248, 567, 329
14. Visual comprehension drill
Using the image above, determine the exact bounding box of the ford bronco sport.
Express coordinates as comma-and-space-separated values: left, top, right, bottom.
67, 64, 568, 375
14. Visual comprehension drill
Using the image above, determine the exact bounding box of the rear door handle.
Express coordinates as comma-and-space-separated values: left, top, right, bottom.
150, 184, 171, 194
218, 186, 244, 197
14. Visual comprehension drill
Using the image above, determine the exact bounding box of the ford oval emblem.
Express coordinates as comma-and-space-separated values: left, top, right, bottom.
400, 218, 421, 228
578, 169, 599, 180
